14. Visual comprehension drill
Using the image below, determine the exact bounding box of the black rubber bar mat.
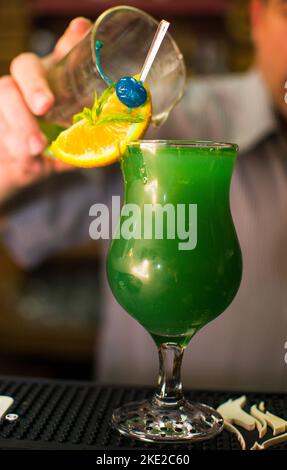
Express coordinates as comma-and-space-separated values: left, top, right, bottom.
0, 375, 286, 450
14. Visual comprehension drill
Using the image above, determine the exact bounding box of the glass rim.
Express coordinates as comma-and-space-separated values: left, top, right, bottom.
128, 139, 239, 151
92, 5, 166, 30
91, 6, 183, 70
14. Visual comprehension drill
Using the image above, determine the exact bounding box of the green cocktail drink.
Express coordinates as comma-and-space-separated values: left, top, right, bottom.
107, 140, 242, 443
107, 140, 242, 347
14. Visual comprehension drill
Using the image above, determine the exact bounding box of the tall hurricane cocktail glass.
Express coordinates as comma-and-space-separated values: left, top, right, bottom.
107, 140, 242, 443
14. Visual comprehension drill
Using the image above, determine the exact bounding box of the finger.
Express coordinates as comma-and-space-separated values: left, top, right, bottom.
10, 53, 54, 115
0, 148, 38, 186
12, 165, 45, 188
28, 153, 73, 174
49, 159, 75, 171
0, 76, 47, 159
29, 155, 48, 174
0, 109, 9, 136
45, 17, 92, 66
5, 153, 53, 184
29, 156, 74, 180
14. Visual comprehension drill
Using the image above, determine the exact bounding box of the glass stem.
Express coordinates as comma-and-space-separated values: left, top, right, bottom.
153, 343, 184, 407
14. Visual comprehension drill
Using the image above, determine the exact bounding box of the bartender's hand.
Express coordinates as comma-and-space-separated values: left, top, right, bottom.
0, 17, 92, 202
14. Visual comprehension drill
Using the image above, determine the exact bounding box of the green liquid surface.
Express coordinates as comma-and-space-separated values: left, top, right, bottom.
107, 142, 242, 347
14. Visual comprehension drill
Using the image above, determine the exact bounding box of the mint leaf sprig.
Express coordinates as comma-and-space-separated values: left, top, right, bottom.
95, 113, 144, 127
97, 82, 116, 115
72, 83, 144, 126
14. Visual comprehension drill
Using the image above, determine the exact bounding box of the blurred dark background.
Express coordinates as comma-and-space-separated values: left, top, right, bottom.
0, 0, 253, 381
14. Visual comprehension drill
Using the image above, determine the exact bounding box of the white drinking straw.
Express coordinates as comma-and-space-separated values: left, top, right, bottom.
139, 20, 170, 83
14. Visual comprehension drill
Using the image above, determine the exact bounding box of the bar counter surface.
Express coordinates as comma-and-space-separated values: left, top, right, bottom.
0, 375, 286, 451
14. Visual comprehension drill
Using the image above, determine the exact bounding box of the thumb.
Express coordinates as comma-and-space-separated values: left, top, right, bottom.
44, 17, 92, 67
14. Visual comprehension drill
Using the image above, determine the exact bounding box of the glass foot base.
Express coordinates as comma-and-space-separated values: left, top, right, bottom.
112, 398, 224, 443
